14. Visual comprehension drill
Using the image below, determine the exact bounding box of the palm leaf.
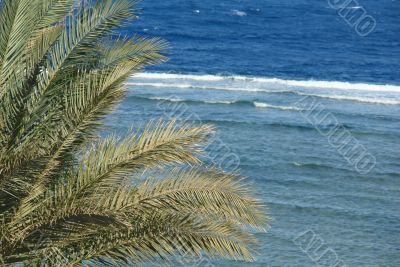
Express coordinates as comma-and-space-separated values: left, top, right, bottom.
0, 0, 268, 265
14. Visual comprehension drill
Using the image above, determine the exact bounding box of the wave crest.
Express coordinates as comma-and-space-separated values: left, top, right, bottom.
129, 72, 400, 106
253, 102, 303, 111
134, 96, 307, 111
132, 72, 400, 93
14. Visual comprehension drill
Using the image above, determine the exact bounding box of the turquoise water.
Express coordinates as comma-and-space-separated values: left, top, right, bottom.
104, 74, 400, 266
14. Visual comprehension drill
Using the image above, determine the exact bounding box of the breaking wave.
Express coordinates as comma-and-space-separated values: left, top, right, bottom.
128, 72, 400, 105
133, 96, 305, 111
132, 72, 400, 92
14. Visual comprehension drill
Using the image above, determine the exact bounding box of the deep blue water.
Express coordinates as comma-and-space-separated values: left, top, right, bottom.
122, 0, 400, 84
108, 0, 400, 266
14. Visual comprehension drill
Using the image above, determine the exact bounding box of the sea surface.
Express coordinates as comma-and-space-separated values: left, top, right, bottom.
108, 0, 400, 266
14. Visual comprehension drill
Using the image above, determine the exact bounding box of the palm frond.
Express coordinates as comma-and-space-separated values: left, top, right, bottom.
135, 167, 267, 229
70, 121, 212, 195
6, 165, 268, 265
10, 121, 213, 235
0, 0, 136, 151
99, 36, 168, 68
49, 212, 257, 266
0, 0, 39, 83
34, 0, 75, 30
0, 0, 268, 265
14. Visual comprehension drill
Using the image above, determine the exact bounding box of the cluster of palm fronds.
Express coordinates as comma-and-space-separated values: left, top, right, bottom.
0, 0, 267, 266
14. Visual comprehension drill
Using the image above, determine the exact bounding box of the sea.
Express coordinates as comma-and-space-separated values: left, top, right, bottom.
106, 0, 400, 266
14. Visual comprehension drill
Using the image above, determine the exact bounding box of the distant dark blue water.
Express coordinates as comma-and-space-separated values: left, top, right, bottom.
122, 0, 400, 84
108, 0, 400, 266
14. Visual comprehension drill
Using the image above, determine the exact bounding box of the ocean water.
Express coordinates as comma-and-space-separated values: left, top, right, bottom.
108, 0, 400, 266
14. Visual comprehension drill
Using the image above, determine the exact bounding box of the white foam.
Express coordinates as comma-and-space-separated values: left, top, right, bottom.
232, 10, 247, 17
126, 82, 278, 93
142, 96, 236, 105
132, 72, 400, 93
204, 100, 235, 104
282, 79, 400, 92
126, 82, 193, 89
147, 96, 184, 102
298, 93, 400, 105
133, 73, 225, 81
254, 102, 303, 111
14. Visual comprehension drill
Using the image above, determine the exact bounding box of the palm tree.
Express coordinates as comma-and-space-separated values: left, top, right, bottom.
0, 0, 267, 266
